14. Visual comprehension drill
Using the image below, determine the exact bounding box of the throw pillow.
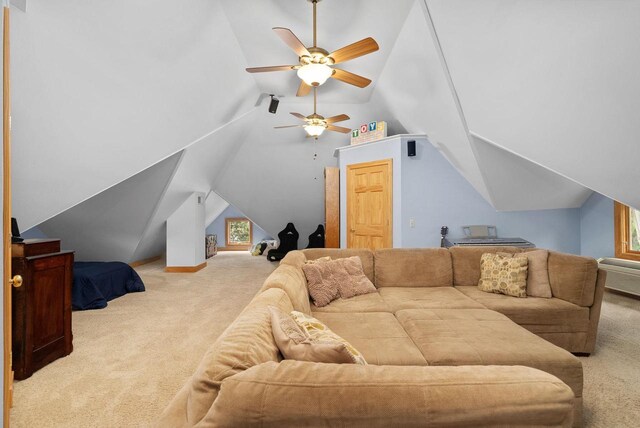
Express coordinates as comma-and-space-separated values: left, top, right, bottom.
269, 306, 361, 364
478, 253, 529, 298
301, 257, 377, 307
335, 256, 377, 299
498, 250, 552, 298
301, 261, 340, 307
290, 311, 367, 365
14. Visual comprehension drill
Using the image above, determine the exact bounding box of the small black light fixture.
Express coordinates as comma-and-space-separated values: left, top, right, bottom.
268, 94, 279, 114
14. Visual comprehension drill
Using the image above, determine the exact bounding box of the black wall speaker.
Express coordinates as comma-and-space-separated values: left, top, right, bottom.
407, 140, 416, 157
268, 96, 279, 114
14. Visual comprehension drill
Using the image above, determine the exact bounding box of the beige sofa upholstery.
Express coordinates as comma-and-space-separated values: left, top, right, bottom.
159, 246, 605, 427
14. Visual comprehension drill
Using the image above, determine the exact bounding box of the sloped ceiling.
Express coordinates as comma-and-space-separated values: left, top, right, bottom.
37, 153, 181, 261
12, 0, 634, 261
425, 0, 640, 208
12, 0, 259, 229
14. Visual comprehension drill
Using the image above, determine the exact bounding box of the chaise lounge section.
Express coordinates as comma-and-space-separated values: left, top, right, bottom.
159, 246, 606, 427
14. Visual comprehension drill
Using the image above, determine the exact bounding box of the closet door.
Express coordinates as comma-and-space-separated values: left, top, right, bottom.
346, 159, 392, 250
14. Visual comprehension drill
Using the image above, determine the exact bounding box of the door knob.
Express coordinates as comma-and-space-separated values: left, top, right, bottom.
10, 275, 23, 288
350, 228, 355, 232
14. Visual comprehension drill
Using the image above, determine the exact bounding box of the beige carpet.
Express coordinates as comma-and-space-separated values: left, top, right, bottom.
10, 252, 277, 428
9, 254, 640, 427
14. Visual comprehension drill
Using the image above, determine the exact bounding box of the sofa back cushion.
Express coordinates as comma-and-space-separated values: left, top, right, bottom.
374, 248, 453, 287
450, 246, 524, 286
158, 288, 293, 427
548, 251, 598, 307
261, 263, 311, 314
302, 248, 375, 283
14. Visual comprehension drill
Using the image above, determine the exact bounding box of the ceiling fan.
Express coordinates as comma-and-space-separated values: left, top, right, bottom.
246, 0, 379, 97
275, 88, 351, 138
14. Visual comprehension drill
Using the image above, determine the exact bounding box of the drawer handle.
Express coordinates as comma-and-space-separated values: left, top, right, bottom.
10, 275, 23, 288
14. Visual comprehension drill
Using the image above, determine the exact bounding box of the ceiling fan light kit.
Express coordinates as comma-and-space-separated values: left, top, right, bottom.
297, 63, 334, 86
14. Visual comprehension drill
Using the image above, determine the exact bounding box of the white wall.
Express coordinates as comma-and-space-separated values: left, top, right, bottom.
166, 192, 205, 268
427, 0, 640, 209
11, 0, 259, 229
37, 153, 181, 262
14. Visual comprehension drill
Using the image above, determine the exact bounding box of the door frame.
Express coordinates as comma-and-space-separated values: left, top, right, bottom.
346, 158, 393, 249
3, 5, 11, 426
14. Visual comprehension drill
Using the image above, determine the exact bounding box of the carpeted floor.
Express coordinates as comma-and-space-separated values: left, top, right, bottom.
9, 253, 640, 427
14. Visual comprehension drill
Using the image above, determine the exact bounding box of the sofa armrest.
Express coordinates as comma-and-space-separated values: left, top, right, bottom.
205, 360, 574, 427
548, 251, 599, 306
584, 268, 607, 353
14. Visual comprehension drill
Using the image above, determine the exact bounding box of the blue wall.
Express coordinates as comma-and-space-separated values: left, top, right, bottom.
580, 192, 614, 258
400, 139, 582, 254
206, 204, 271, 246
337, 136, 619, 255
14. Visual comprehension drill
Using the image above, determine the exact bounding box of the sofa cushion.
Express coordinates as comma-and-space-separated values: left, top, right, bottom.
548, 251, 598, 307
260, 264, 311, 314
374, 248, 452, 287
312, 312, 427, 366
450, 246, 524, 286
302, 248, 375, 283
269, 306, 363, 364
455, 286, 589, 332
207, 361, 575, 428
478, 253, 529, 298
395, 308, 583, 398
157, 288, 292, 427
311, 292, 391, 313
279, 250, 307, 269
379, 287, 484, 312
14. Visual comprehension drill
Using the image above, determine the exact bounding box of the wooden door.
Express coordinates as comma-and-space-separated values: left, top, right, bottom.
324, 167, 340, 248
3, 5, 12, 425
346, 159, 392, 250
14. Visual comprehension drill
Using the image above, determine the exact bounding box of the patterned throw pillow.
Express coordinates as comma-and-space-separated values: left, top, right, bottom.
290, 311, 367, 365
304, 256, 332, 264
478, 253, 529, 298
269, 306, 361, 364
301, 256, 376, 307
498, 250, 552, 298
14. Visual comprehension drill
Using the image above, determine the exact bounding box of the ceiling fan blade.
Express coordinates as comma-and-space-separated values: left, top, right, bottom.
331, 68, 372, 88
329, 37, 379, 64
296, 81, 312, 97
273, 27, 311, 57
327, 125, 352, 134
274, 125, 303, 129
325, 113, 350, 124
290, 112, 308, 120
246, 65, 296, 73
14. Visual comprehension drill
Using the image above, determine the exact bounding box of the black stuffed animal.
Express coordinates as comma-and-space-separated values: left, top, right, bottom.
267, 223, 299, 262
306, 224, 325, 249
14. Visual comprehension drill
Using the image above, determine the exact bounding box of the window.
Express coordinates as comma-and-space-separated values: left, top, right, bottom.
225, 218, 252, 249
614, 202, 640, 261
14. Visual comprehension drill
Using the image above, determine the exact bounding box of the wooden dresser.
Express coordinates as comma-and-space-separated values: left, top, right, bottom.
11, 239, 74, 380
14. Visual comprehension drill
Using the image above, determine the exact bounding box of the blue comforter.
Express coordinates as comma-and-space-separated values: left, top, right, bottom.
73, 262, 145, 310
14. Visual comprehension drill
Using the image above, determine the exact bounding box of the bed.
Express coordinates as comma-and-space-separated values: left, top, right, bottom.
72, 262, 145, 310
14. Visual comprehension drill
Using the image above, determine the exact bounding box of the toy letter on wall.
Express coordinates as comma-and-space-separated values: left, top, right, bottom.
350, 121, 387, 145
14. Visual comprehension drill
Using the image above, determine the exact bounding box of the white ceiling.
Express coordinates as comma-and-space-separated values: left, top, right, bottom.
220, 0, 415, 103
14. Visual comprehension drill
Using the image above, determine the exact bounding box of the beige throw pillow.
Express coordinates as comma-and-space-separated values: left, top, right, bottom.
497, 250, 552, 298
291, 311, 367, 365
478, 253, 528, 298
304, 256, 332, 264
301, 256, 376, 307
269, 306, 365, 364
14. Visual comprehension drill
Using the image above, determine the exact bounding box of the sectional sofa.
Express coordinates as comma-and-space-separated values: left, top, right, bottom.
159, 246, 606, 427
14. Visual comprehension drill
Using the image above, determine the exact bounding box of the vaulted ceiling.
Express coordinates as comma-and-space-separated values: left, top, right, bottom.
11, 0, 640, 261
